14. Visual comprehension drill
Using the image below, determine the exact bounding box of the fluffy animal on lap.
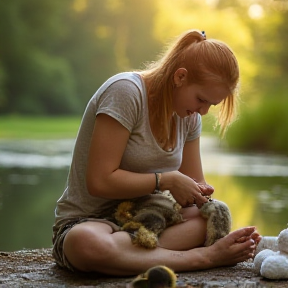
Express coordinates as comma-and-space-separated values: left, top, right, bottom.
114, 193, 231, 249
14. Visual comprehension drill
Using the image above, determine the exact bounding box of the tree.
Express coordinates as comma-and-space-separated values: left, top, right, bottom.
0, 0, 80, 114
225, 6, 288, 155
0, 0, 160, 115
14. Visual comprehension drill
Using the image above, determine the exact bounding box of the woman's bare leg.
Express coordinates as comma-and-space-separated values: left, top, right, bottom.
158, 206, 207, 250
63, 212, 256, 275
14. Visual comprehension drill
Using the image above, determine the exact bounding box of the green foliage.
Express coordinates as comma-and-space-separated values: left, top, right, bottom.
0, 64, 7, 109
0, 0, 160, 115
6, 50, 79, 115
22, 51, 79, 114
224, 7, 288, 155
0, 0, 288, 155
226, 96, 288, 155
0, 0, 79, 114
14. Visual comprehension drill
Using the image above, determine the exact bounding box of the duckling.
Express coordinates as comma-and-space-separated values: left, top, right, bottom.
200, 199, 232, 246
114, 194, 183, 249
115, 194, 231, 249
128, 265, 177, 288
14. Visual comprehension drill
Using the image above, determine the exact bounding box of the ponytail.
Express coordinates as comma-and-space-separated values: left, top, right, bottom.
142, 30, 206, 150
141, 29, 239, 149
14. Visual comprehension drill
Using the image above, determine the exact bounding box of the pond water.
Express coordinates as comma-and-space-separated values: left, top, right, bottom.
0, 137, 288, 251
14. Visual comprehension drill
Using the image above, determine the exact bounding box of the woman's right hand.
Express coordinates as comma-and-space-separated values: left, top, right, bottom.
197, 183, 214, 197
161, 171, 209, 208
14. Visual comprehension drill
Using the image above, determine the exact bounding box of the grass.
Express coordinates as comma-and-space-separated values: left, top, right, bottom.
0, 115, 82, 139
0, 115, 218, 140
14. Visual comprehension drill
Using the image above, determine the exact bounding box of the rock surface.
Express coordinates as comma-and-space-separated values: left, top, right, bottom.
0, 248, 288, 287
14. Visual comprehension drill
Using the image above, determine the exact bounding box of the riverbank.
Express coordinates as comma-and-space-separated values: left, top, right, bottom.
0, 248, 287, 288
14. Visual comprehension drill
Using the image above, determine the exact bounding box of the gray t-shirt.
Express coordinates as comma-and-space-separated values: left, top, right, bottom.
54, 72, 201, 227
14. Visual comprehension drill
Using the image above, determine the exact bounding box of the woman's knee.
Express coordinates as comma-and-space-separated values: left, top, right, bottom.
63, 222, 116, 271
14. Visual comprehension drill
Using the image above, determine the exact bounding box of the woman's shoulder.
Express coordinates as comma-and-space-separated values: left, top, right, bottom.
102, 72, 144, 92
91, 72, 145, 104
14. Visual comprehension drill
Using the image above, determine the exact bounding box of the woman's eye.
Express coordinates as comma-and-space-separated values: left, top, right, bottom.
198, 98, 206, 103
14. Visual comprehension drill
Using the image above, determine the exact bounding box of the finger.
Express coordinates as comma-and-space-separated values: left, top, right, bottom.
195, 195, 209, 208
182, 197, 196, 208
192, 180, 210, 195
176, 195, 192, 207
198, 184, 214, 195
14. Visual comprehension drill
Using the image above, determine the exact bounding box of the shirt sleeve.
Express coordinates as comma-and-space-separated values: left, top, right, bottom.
186, 112, 202, 141
95, 79, 142, 133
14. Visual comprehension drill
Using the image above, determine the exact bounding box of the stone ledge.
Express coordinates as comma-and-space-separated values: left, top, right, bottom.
0, 248, 287, 287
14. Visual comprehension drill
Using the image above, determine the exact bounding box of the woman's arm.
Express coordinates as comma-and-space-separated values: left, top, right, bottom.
87, 114, 211, 206
179, 137, 214, 196
161, 137, 214, 206
86, 113, 156, 199
179, 137, 205, 183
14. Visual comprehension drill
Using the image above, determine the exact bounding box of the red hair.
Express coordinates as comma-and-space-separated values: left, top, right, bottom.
142, 29, 239, 149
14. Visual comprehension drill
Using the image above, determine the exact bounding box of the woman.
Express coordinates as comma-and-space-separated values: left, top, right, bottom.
52, 29, 260, 275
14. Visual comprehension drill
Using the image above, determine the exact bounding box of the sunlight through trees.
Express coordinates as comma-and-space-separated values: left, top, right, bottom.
0, 0, 287, 153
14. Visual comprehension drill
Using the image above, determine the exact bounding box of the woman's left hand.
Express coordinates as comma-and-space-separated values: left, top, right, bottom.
196, 182, 214, 197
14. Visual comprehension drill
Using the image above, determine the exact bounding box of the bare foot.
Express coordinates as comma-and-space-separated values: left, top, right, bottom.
251, 230, 262, 245
206, 226, 256, 267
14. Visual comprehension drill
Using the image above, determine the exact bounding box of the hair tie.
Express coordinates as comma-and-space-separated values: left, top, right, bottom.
201, 30, 206, 40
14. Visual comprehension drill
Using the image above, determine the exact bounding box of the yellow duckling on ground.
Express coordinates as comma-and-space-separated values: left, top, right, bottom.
127, 265, 177, 288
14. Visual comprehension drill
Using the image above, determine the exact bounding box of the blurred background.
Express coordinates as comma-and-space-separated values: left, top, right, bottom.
0, 0, 288, 251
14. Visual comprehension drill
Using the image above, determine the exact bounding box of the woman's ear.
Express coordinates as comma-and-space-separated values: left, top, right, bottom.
173, 68, 188, 87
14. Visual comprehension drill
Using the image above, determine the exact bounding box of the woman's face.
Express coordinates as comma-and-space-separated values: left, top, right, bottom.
172, 70, 228, 118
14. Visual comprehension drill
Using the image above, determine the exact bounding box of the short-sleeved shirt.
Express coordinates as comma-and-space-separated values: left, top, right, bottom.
54, 72, 201, 228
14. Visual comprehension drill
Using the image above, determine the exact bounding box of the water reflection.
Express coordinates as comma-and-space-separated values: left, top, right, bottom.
0, 137, 288, 251
0, 166, 69, 251
0, 139, 74, 168
200, 137, 288, 177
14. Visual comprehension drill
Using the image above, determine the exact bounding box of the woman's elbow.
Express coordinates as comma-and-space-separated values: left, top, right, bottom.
86, 175, 107, 197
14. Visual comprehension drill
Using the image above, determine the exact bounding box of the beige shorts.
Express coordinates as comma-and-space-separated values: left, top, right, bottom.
52, 217, 120, 271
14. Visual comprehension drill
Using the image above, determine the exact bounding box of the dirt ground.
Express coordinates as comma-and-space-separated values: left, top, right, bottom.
0, 248, 287, 288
